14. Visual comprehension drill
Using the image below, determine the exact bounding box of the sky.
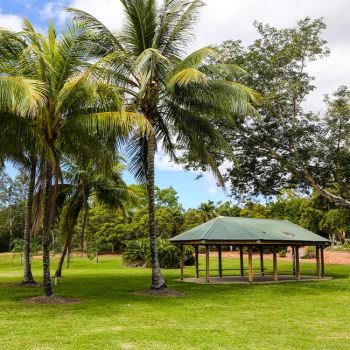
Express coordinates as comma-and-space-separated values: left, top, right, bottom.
1, 0, 350, 208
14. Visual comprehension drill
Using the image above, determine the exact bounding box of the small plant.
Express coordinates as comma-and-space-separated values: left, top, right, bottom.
11, 239, 24, 265
278, 249, 287, 258
302, 246, 316, 259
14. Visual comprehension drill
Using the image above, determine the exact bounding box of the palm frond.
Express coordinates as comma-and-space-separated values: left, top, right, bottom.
0, 76, 46, 117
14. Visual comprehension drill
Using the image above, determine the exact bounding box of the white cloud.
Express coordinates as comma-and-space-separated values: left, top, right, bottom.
0, 8, 23, 31
154, 151, 228, 196
66, 0, 124, 32
40, 2, 70, 24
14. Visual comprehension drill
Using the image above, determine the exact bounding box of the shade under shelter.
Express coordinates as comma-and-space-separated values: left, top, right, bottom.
170, 216, 330, 283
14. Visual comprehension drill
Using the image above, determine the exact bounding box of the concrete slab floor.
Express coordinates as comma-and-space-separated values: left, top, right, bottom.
177, 275, 332, 284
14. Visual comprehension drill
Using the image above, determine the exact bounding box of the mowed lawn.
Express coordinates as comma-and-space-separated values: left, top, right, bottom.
0, 254, 350, 350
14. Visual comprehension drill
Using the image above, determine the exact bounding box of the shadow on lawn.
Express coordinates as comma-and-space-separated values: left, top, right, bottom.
1, 262, 349, 305
7, 274, 348, 304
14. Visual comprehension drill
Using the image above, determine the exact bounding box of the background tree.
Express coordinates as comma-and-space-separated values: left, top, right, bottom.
197, 18, 350, 210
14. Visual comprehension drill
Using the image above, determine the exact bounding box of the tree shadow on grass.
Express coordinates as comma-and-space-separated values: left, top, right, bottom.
1, 263, 349, 305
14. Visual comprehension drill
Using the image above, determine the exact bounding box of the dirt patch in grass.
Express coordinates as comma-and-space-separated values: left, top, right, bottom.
7, 282, 41, 288
22, 296, 82, 304
133, 288, 184, 297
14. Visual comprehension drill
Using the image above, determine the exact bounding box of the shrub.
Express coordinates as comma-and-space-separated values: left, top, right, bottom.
123, 239, 149, 267
157, 239, 180, 269
302, 246, 316, 259
278, 249, 287, 258
123, 239, 195, 269
184, 246, 195, 266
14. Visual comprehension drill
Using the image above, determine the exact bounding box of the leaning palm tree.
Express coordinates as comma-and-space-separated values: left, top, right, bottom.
0, 20, 150, 297
69, 0, 258, 290
54, 153, 134, 277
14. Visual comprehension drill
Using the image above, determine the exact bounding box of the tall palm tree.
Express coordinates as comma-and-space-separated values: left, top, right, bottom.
0, 32, 48, 283
0, 20, 150, 297
69, 0, 258, 289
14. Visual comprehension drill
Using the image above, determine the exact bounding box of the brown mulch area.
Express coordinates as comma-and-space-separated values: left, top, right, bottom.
22, 296, 82, 304
8, 282, 41, 288
133, 289, 184, 297
209, 250, 350, 264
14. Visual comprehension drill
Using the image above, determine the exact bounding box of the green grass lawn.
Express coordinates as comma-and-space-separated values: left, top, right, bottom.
0, 254, 350, 350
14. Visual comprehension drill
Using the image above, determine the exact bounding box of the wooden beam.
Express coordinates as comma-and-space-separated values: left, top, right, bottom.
195, 245, 199, 278
316, 245, 321, 278
180, 245, 184, 281
205, 245, 210, 283
273, 246, 278, 282
295, 246, 300, 281
218, 245, 222, 278
248, 247, 253, 283
321, 246, 325, 277
239, 246, 244, 277
260, 246, 264, 276
292, 246, 296, 275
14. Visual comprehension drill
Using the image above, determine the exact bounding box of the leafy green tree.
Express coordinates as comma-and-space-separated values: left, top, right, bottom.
208, 18, 350, 210
216, 201, 241, 217
181, 209, 206, 231
156, 187, 183, 211
239, 202, 268, 219
0, 172, 26, 252
69, 0, 256, 289
320, 209, 350, 245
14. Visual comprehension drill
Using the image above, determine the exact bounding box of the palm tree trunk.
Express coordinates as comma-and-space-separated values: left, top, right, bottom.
80, 206, 88, 252
42, 161, 53, 297
55, 243, 68, 277
66, 245, 71, 269
23, 156, 37, 284
147, 134, 167, 290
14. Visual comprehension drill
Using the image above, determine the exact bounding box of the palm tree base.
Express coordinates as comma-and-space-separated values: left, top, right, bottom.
134, 288, 184, 297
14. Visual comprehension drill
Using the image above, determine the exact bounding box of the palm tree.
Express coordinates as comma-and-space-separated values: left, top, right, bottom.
199, 201, 218, 222
69, 0, 258, 290
54, 155, 134, 277
0, 30, 48, 283
0, 20, 150, 297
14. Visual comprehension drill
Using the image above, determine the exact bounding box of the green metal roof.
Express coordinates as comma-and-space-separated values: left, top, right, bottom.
170, 216, 330, 245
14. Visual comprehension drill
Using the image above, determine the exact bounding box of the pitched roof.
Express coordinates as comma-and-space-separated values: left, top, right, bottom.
170, 216, 330, 245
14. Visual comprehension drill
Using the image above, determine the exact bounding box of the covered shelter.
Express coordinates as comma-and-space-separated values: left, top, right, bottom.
170, 216, 330, 283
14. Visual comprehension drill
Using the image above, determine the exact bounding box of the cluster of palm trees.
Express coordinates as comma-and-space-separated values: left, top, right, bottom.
0, 0, 256, 296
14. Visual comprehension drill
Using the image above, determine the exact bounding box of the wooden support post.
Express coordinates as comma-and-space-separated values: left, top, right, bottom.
205, 245, 210, 283
295, 246, 300, 281
239, 246, 244, 277
248, 247, 253, 283
273, 246, 278, 282
292, 246, 296, 275
218, 245, 222, 278
316, 245, 321, 278
260, 246, 264, 276
321, 246, 325, 277
180, 245, 184, 281
195, 245, 199, 278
